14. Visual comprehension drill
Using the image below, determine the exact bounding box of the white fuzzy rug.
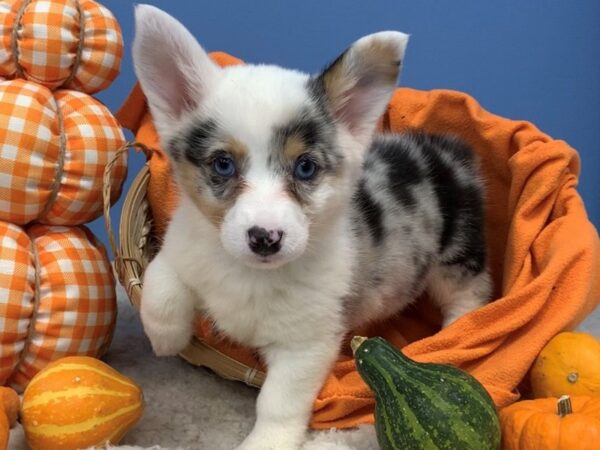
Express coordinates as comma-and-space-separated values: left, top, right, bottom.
8, 285, 599, 450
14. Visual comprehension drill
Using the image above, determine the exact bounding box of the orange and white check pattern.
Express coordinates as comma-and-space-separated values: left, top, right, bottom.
0, 222, 35, 386
46, 88, 127, 224
68, 0, 123, 93
0, 0, 123, 94
0, 78, 127, 225
0, 79, 59, 224
0, 222, 117, 390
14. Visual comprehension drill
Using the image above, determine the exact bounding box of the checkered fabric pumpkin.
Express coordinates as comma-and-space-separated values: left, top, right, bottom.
0, 221, 116, 390
0, 0, 123, 94
0, 78, 127, 225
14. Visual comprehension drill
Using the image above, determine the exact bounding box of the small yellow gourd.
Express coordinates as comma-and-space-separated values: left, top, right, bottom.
21, 356, 144, 450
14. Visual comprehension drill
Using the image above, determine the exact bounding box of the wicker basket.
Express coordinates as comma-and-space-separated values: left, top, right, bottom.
103, 143, 266, 387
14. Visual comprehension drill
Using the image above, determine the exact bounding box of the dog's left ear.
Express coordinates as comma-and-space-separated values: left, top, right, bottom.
313, 32, 409, 145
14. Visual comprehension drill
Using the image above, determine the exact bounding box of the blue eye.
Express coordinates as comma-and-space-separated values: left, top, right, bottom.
294, 156, 318, 180
213, 156, 236, 177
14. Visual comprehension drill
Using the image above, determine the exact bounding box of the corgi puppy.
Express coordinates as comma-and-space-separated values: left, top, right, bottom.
133, 5, 491, 449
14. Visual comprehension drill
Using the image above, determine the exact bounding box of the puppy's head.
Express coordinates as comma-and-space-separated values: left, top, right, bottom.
133, 5, 408, 269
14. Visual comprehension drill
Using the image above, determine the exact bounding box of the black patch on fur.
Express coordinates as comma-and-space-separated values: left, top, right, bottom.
442, 245, 485, 275
411, 133, 472, 250
307, 76, 325, 103
270, 102, 340, 205
409, 132, 486, 271
278, 116, 322, 152
440, 185, 486, 274
172, 119, 219, 167
272, 106, 341, 173
170, 119, 248, 201
166, 138, 183, 162
307, 48, 348, 108
354, 180, 385, 245
306, 77, 328, 120
371, 137, 424, 211
426, 151, 459, 250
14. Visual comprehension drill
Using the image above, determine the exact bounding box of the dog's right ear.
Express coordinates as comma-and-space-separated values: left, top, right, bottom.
132, 5, 221, 138
313, 32, 408, 148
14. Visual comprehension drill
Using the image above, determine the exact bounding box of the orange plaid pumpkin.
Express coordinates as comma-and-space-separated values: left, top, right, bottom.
0, 221, 117, 390
0, 78, 126, 225
0, 0, 123, 94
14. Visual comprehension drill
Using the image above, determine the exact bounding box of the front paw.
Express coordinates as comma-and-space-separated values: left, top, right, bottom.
140, 252, 196, 356
141, 317, 192, 356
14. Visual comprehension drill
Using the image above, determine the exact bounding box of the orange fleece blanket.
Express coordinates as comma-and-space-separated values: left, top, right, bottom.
117, 52, 600, 429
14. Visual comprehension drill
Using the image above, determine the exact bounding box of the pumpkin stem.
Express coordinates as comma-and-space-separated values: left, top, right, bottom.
557, 395, 573, 417
351, 336, 368, 355
567, 372, 578, 384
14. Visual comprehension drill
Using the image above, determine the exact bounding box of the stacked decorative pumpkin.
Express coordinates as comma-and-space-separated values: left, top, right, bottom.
0, 0, 127, 391
0, 0, 123, 94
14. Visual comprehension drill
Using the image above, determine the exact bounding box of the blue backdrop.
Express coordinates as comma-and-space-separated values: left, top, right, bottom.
91, 0, 600, 252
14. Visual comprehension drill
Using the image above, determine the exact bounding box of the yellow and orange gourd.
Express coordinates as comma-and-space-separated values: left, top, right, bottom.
530, 331, 600, 398
20, 356, 143, 450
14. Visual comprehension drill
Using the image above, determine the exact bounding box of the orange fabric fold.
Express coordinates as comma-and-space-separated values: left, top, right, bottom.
117, 52, 600, 430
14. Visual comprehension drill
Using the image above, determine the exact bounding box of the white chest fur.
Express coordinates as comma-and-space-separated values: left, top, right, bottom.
161, 199, 354, 348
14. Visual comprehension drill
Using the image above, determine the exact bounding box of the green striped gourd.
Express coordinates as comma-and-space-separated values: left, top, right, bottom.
351, 336, 501, 450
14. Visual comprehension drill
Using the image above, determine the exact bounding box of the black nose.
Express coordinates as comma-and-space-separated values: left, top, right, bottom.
247, 226, 284, 256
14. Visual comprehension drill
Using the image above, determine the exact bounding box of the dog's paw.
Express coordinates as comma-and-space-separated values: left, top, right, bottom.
142, 320, 192, 356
